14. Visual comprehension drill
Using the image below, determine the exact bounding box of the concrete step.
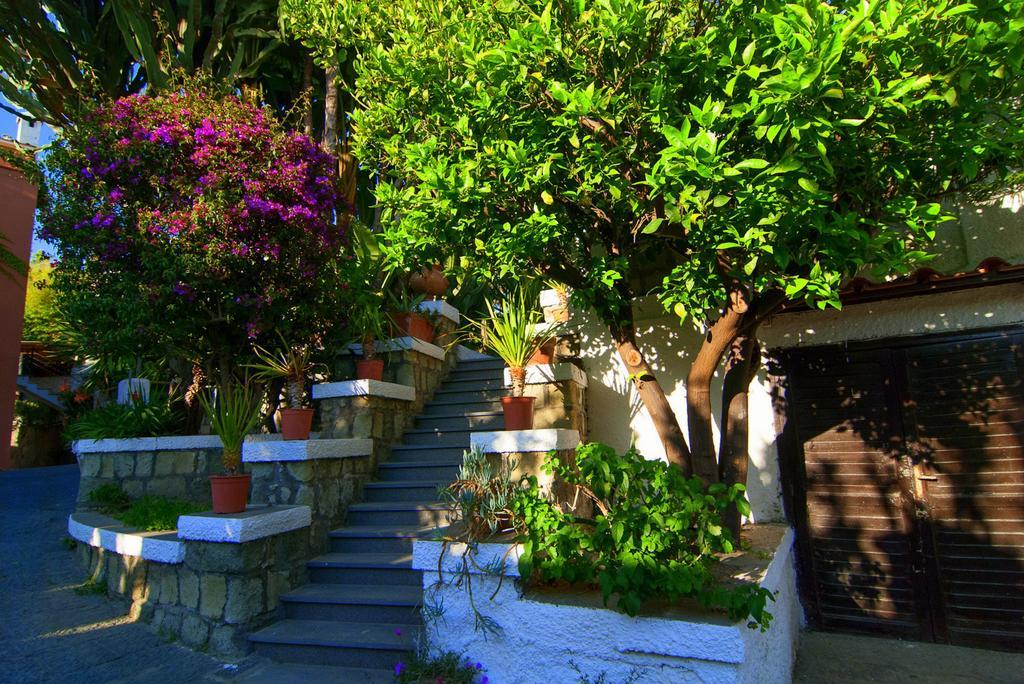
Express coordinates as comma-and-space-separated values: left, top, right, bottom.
362, 480, 446, 503
415, 410, 504, 430
329, 525, 439, 554
249, 619, 417, 670
307, 552, 420, 586
437, 377, 504, 391
445, 368, 505, 382
430, 388, 507, 403
421, 399, 504, 415
230, 660, 395, 683
399, 428, 474, 447
387, 444, 466, 461
377, 460, 461, 481
346, 501, 449, 527
281, 583, 423, 624
455, 357, 504, 370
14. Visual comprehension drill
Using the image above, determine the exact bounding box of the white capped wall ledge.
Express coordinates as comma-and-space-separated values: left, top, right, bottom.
177, 505, 312, 544
347, 336, 445, 361
73, 434, 223, 455
412, 525, 799, 684
312, 379, 415, 402
68, 511, 185, 564
241, 437, 374, 463
539, 288, 567, 309
503, 363, 588, 389
415, 299, 460, 324
471, 428, 581, 454
454, 345, 495, 361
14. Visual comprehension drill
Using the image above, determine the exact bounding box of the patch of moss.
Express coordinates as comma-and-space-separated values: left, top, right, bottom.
74, 580, 107, 596
87, 483, 131, 515
118, 496, 206, 532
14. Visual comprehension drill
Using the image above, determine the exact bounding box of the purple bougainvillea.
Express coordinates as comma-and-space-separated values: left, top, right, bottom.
40, 79, 345, 370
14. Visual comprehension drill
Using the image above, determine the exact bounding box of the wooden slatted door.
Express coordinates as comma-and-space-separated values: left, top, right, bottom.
780, 329, 1024, 651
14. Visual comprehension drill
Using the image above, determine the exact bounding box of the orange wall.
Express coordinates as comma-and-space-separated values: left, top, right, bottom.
0, 142, 38, 469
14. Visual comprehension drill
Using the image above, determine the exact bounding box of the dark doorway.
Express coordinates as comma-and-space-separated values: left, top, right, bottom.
775, 327, 1024, 651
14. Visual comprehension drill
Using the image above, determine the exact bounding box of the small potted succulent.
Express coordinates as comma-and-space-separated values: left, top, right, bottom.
350, 303, 391, 381
248, 337, 318, 440
469, 288, 562, 430
388, 288, 435, 343
198, 381, 263, 514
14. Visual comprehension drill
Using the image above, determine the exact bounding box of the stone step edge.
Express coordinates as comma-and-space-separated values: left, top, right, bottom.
312, 379, 415, 402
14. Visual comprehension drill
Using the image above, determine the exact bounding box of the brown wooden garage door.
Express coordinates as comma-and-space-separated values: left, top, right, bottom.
777, 328, 1024, 650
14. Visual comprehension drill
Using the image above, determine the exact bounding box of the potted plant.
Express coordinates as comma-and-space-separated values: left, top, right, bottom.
469, 289, 563, 430
388, 288, 435, 343
408, 263, 449, 300
350, 303, 390, 381
248, 337, 318, 440
198, 381, 263, 514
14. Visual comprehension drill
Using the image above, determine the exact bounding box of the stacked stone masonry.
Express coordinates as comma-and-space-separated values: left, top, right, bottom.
77, 447, 222, 507
76, 527, 309, 657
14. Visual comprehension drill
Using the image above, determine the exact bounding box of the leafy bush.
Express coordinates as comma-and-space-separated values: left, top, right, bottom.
511, 443, 773, 627
14, 399, 61, 430
66, 397, 182, 441
87, 483, 132, 514
119, 496, 206, 532
38, 76, 344, 377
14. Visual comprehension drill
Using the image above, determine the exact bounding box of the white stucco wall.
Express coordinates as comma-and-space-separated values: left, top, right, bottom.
413, 529, 799, 684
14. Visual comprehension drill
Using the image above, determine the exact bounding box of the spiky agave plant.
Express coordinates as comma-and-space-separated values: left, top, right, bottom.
467, 288, 562, 397
198, 381, 263, 473
247, 335, 317, 409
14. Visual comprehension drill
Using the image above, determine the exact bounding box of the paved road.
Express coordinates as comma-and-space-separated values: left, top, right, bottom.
0, 465, 245, 684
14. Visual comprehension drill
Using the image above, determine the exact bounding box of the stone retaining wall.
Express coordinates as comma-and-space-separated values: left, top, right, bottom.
77, 446, 222, 507
523, 378, 587, 438
76, 526, 309, 657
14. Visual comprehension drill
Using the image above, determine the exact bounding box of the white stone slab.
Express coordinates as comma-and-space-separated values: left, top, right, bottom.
177, 505, 311, 543
539, 288, 568, 309
415, 299, 460, 324
68, 512, 185, 564
471, 429, 581, 454
312, 379, 415, 402
348, 336, 445, 360
454, 345, 495, 361
504, 363, 588, 388
116, 377, 150, 405
242, 438, 373, 463
73, 434, 226, 455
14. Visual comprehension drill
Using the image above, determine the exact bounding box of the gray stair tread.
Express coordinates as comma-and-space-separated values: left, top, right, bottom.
420, 410, 502, 418
348, 501, 445, 511
329, 525, 440, 538
364, 480, 446, 489
308, 552, 414, 568
389, 443, 468, 451
402, 427, 477, 435
231, 660, 394, 684
379, 460, 461, 468
282, 583, 423, 607
249, 619, 419, 649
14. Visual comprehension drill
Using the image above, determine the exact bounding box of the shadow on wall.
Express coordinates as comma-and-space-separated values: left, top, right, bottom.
772, 329, 1024, 650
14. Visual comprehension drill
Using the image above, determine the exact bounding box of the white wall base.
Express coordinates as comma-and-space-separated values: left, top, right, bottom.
68, 512, 185, 564
348, 336, 445, 360
177, 505, 311, 543
503, 363, 588, 388
416, 299, 460, 324
413, 527, 799, 684
242, 438, 373, 463
471, 429, 580, 454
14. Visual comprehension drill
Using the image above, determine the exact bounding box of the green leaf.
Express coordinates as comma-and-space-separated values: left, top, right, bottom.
798, 177, 819, 193
742, 40, 756, 66
733, 158, 770, 171
642, 217, 664, 234
541, 191, 554, 205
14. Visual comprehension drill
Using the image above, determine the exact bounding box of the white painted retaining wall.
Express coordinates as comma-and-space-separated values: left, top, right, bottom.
413, 528, 800, 684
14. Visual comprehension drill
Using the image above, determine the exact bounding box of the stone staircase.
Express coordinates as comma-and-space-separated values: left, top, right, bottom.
245, 356, 506, 677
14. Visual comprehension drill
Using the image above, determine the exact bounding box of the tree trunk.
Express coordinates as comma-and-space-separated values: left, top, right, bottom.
718, 334, 760, 538
609, 320, 693, 475
686, 302, 746, 483
322, 64, 339, 154
302, 56, 314, 137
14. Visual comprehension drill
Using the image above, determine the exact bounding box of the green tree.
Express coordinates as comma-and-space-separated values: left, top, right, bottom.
352, 0, 1024, 532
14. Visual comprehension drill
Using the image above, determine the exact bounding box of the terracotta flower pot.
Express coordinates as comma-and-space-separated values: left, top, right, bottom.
408, 264, 449, 299
528, 338, 557, 365
391, 311, 435, 343
356, 358, 385, 381
279, 407, 314, 440
209, 473, 251, 514
501, 396, 535, 430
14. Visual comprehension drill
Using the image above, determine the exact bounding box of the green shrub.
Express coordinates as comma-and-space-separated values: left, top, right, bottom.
87, 483, 131, 514
511, 443, 774, 628
14, 399, 61, 430
394, 646, 486, 684
119, 496, 206, 532
65, 396, 182, 441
